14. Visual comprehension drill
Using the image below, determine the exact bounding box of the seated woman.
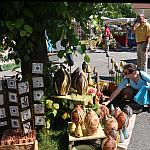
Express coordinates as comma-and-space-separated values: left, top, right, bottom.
103, 63, 150, 113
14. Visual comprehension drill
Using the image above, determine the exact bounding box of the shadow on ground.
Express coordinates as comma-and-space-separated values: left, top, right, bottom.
122, 58, 150, 69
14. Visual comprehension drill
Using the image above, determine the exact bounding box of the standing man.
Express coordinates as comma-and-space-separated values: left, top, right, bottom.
132, 14, 150, 72
104, 24, 111, 57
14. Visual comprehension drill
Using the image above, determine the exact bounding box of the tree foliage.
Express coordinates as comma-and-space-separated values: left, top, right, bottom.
0, 2, 136, 70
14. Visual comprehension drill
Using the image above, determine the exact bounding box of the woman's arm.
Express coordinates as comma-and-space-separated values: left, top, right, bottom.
102, 87, 122, 105
108, 87, 122, 102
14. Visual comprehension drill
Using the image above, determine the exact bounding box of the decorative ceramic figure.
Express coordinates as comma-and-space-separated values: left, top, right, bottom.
122, 126, 129, 139
104, 115, 118, 136
123, 105, 133, 119
74, 123, 83, 138
53, 65, 71, 96
101, 135, 117, 150
116, 112, 128, 130
84, 109, 99, 136
119, 129, 125, 143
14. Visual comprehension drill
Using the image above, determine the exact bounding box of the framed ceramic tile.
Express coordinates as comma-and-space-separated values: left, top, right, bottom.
32, 77, 44, 88
7, 78, 17, 89
9, 106, 19, 116
11, 119, 20, 128
18, 81, 29, 94
0, 121, 7, 127
0, 80, 2, 91
0, 94, 4, 105
20, 96, 29, 108
0, 108, 6, 119
23, 122, 31, 134
21, 109, 32, 122
35, 116, 45, 126
33, 90, 44, 101
32, 63, 43, 74
34, 104, 44, 114
8, 92, 18, 103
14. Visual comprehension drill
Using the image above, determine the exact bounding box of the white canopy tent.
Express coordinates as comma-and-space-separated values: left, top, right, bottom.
104, 18, 135, 25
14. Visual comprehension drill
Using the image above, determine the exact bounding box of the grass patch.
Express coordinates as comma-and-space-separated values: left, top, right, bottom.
37, 129, 69, 150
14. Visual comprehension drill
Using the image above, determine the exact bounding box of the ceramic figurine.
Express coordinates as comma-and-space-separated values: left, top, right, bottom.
101, 135, 117, 150
122, 126, 129, 139
74, 123, 83, 138
84, 109, 99, 136
119, 129, 125, 143
116, 112, 128, 130
123, 105, 133, 119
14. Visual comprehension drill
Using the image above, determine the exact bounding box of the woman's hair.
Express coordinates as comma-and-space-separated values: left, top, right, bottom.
123, 63, 137, 74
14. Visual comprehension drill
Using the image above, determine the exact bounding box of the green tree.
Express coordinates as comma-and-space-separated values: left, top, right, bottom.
0, 2, 95, 81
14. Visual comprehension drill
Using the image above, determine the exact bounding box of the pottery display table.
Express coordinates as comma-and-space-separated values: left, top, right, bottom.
68, 122, 106, 150
117, 114, 136, 150
50, 94, 93, 109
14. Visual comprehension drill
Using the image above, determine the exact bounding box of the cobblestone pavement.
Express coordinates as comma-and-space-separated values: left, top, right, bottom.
1, 48, 150, 150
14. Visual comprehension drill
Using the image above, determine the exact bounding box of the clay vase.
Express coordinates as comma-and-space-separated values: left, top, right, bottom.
84, 109, 99, 136
101, 135, 117, 150
116, 112, 128, 130
74, 123, 83, 138
104, 116, 118, 136
53, 65, 71, 96
71, 105, 86, 125
123, 105, 133, 119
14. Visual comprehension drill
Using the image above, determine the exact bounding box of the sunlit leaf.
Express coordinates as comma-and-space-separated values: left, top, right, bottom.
84, 54, 90, 63
52, 109, 57, 117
